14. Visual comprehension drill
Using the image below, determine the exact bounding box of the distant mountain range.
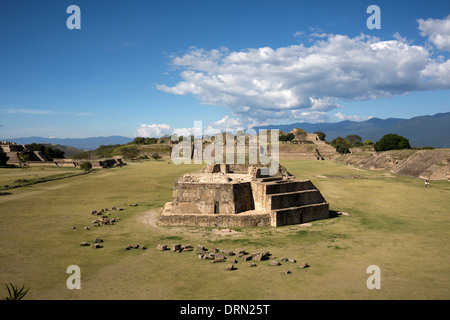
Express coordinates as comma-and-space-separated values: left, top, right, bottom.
3, 112, 450, 150
253, 112, 450, 148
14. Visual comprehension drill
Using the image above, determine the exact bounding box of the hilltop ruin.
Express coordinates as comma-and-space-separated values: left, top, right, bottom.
0, 141, 123, 168
159, 163, 330, 227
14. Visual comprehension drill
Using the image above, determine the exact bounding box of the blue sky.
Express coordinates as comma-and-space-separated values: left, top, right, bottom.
0, 0, 449, 138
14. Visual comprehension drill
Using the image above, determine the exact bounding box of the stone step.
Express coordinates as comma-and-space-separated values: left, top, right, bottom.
264, 180, 315, 194
271, 202, 329, 226
258, 177, 284, 182
267, 189, 325, 210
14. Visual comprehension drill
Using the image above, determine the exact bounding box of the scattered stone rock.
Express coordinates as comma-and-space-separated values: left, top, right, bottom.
125, 244, 146, 250
171, 244, 182, 252
83, 226, 90, 230
156, 244, 167, 251
269, 260, 280, 266
288, 258, 296, 264
72, 226, 76, 229
91, 243, 102, 249
248, 262, 257, 267
196, 244, 206, 252
212, 254, 225, 263
226, 264, 236, 271
298, 262, 310, 269
80, 242, 89, 246
222, 249, 234, 256
242, 254, 253, 261
94, 237, 103, 243
235, 248, 246, 256
284, 269, 291, 274
203, 253, 215, 260
280, 257, 288, 262
252, 251, 270, 261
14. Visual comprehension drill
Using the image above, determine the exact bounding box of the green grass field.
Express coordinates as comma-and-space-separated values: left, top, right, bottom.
0, 160, 449, 300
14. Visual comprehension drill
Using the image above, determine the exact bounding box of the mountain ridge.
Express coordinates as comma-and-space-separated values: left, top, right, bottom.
2, 112, 449, 149
253, 112, 450, 148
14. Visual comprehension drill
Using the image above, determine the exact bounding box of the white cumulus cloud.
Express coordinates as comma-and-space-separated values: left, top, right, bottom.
334, 112, 373, 122
137, 123, 173, 138
418, 14, 450, 51
157, 32, 450, 127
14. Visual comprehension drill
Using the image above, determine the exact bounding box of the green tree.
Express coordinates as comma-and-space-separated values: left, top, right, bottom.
151, 152, 162, 160
363, 139, 374, 145
0, 148, 9, 166
374, 134, 411, 152
28, 143, 65, 159
17, 153, 30, 162
345, 135, 363, 146
285, 133, 295, 141
44, 146, 65, 159
80, 161, 92, 172
314, 131, 326, 141
131, 137, 146, 144
336, 144, 350, 154
120, 146, 140, 159
330, 136, 351, 154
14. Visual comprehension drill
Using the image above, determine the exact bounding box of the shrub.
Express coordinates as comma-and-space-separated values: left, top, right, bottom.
119, 146, 140, 159
336, 144, 350, 154
330, 136, 351, 154
2, 283, 30, 300
374, 134, 411, 152
80, 161, 92, 172
151, 153, 162, 160
345, 135, 363, 146
314, 131, 326, 141
0, 148, 9, 166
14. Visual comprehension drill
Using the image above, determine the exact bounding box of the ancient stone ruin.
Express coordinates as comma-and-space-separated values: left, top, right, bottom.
159, 164, 329, 227
0, 141, 124, 168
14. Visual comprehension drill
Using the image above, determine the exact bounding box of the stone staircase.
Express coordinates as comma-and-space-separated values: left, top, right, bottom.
255, 177, 329, 227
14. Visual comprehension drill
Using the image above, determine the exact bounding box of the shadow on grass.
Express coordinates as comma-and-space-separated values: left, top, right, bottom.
329, 210, 340, 218
0, 192, 12, 196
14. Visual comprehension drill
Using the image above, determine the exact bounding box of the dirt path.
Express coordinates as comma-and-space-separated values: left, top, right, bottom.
137, 209, 160, 227
0, 190, 43, 203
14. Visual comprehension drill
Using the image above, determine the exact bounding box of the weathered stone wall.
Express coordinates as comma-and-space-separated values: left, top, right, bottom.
271, 203, 329, 227
233, 182, 255, 213
268, 189, 325, 210
159, 213, 271, 227
171, 181, 254, 215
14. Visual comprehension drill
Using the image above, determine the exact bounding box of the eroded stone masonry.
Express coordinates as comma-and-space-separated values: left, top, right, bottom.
159, 164, 329, 227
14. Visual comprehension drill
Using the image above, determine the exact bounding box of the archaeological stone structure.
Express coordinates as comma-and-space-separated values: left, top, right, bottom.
0, 141, 124, 168
159, 164, 330, 227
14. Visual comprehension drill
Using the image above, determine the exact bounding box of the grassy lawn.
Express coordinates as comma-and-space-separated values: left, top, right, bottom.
0, 159, 448, 300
